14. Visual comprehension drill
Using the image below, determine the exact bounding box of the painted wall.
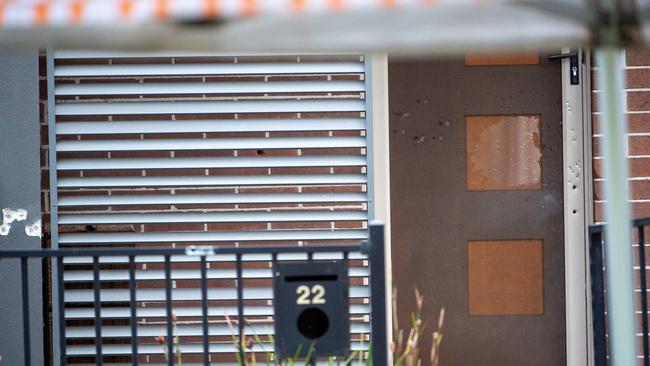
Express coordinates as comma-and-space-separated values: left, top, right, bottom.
0, 52, 43, 365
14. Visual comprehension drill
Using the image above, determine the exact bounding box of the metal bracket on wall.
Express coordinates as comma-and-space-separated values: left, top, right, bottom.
549, 50, 581, 85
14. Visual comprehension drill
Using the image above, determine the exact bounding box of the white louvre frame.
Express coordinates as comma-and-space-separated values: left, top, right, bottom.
48, 52, 372, 363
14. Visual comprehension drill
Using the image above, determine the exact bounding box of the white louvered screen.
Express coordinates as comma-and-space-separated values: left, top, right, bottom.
50, 52, 371, 364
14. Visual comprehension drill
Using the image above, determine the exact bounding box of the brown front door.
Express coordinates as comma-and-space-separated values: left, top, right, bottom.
389, 55, 565, 365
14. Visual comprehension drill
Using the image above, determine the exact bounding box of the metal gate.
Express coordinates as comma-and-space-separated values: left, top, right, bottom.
0, 225, 387, 365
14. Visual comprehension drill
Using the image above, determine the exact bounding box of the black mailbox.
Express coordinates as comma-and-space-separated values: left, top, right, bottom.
273, 260, 350, 359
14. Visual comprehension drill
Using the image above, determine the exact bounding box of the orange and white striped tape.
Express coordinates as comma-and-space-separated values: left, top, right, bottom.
0, 0, 496, 28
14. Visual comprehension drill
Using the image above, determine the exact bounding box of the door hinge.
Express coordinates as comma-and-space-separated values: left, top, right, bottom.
549, 50, 580, 85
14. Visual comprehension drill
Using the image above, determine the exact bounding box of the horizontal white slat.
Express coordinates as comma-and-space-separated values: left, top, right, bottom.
58, 229, 369, 244
66, 322, 370, 339
58, 192, 367, 206
66, 343, 270, 356
55, 99, 365, 116
57, 174, 367, 188
62, 252, 368, 265
58, 211, 366, 225
57, 155, 367, 170
56, 118, 366, 135
54, 62, 365, 77
66, 341, 369, 356
64, 267, 369, 282
56, 80, 365, 96
64, 286, 369, 302
56, 136, 366, 152
53, 51, 360, 59
64, 304, 370, 319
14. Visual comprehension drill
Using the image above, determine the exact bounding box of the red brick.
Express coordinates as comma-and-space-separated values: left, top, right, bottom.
173, 150, 234, 157
143, 132, 204, 139
58, 189, 110, 197
334, 167, 364, 174
270, 167, 330, 174
626, 68, 650, 89
629, 136, 650, 155
83, 169, 142, 177
627, 48, 650, 66
56, 151, 108, 159
110, 151, 170, 158
301, 147, 363, 156
172, 56, 234, 64
239, 187, 299, 193
302, 185, 364, 193
204, 132, 265, 139
145, 168, 206, 176
271, 221, 331, 229
631, 158, 650, 177
628, 91, 650, 111
41, 170, 50, 189
595, 201, 650, 221
40, 147, 48, 167
333, 130, 364, 137
331, 74, 363, 81
269, 130, 329, 137
143, 223, 205, 232
111, 114, 173, 121
175, 113, 235, 120
207, 223, 268, 231
592, 114, 650, 134
174, 188, 235, 194
301, 111, 362, 118
631, 180, 650, 200
55, 58, 110, 66
208, 168, 268, 176
592, 92, 601, 112
203, 75, 266, 82
334, 221, 365, 229
237, 149, 299, 157
56, 115, 109, 122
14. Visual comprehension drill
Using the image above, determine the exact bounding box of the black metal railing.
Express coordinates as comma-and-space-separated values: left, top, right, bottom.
589, 218, 650, 366
0, 224, 387, 366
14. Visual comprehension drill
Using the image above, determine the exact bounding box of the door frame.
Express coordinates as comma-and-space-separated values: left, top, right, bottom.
561, 48, 594, 366
368, 53, 393, 364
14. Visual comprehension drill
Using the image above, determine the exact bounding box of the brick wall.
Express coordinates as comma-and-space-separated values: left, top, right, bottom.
593, 49, 650, 222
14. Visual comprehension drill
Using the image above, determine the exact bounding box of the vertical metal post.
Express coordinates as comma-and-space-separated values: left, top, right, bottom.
367, 224, 388, 365
638, 224, 649, 365
363, 55, 375, 221
21, 257, 31, 366
235, 254, 245, 364
56, 256, 66, 366
589, 228, 607, 366
200, 256, 210, 366
164, 255, 174, 366
92, 256, 103, 366
47, 48, 63, 366
128, 255, 138, 366
596, 44, 638, 363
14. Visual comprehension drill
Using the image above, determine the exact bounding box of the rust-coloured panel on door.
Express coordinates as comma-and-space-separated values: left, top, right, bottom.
389, 56, 565, 366
466, 115, 542, 191
468, 240, 544, 315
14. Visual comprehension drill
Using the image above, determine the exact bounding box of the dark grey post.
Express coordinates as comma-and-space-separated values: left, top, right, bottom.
589, 227, 607, 366
0, 51, 43, 366
368, 224, 388, 365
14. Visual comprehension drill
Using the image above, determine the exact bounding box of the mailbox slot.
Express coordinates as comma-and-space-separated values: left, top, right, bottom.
273, 260, 350, 360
